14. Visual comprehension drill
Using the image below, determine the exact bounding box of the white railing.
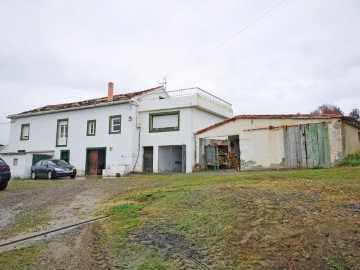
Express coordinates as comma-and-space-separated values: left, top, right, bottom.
167, 87, 232, 108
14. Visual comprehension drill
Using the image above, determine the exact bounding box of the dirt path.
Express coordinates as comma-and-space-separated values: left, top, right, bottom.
0, 177, 169, 269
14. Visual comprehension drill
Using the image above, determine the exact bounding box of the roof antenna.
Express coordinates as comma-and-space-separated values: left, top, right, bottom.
159, 74, 168, 91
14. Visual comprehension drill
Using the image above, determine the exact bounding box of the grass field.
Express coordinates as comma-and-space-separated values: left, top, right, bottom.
1, 167, 359, 269
100, 167, 360, 269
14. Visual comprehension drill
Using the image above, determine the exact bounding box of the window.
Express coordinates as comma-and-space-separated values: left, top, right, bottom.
87, 120, 96, 136
13, 158, 18, 166
56, 119, 69, 147
20, 124, 30, 140
149, 111, 180, 132
109, 115, 121, 134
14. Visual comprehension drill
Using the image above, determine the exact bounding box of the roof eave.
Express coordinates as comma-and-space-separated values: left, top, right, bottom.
195, 114, 344, 135
7, 99, 131, 119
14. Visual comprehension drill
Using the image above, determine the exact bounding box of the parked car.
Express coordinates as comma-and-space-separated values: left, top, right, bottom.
31, 159, 76, 180
0, 157, 11, 190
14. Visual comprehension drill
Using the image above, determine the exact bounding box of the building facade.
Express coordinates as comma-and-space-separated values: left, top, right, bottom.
2, 83, 233, 178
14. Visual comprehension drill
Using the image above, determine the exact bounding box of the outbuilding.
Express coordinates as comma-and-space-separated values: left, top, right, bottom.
195, 114, 360, 170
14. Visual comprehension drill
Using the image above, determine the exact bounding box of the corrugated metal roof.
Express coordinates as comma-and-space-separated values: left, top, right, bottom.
10, 86, 163, 118
195, 114, 343, 135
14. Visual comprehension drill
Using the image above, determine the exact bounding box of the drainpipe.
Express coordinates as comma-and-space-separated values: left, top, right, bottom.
130, 101, 141, 173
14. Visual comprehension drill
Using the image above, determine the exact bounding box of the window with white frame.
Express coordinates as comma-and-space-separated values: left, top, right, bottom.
109, 115, 121, 134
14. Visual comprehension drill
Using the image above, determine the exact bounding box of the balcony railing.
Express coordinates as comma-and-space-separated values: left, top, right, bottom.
167, 88, 232, 108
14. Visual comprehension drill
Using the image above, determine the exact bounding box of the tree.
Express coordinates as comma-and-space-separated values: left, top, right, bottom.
349, 108, 360, 121
310, 104, 344, 115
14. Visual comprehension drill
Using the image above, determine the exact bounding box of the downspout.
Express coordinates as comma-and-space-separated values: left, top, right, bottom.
132, 127, 141, 173
131, 101, 141, 173
191, 103, 194, 173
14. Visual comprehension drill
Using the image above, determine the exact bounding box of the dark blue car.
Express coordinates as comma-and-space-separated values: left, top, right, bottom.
31, 159, 76, 180
0, 158, 11, 190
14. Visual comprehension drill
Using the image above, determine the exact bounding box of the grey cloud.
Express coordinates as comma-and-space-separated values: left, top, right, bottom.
1, 0, 360, 144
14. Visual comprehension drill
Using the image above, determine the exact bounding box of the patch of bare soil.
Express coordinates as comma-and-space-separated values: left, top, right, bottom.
109, 222, 214, 270
37, 224, 102, 270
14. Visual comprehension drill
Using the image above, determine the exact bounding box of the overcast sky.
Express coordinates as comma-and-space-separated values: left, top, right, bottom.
1, 0, 359, 144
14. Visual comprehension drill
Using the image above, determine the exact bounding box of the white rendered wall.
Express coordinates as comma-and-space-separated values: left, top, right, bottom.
0, 154, 33, 179
138, 107, 227, 173
8, 103, 137, 176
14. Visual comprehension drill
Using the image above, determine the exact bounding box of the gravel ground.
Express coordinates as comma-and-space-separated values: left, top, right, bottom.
0, 176, 169, 269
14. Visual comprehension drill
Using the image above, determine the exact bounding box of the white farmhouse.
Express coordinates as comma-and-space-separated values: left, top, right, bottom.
2, 83, 233, 178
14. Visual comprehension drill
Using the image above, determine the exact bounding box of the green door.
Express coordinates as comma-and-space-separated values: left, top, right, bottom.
285, 123, 330, 169
60, 150, 70, 163
304, 123, 330, 168
32, 154, 49, 165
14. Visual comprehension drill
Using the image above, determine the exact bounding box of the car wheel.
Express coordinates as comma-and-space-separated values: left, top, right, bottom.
70, 174, 76, 179
47, 171, 53, 180
31, 171, 37, 180
0, 182, 8, 190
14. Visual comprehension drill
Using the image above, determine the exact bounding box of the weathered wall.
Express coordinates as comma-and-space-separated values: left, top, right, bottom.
328, 120, 345, 165
196, 117, 345, 170
343, 124, 360, 155
239, 125, 284, 169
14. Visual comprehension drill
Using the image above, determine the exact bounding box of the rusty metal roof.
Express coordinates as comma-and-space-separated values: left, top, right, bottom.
195, 114, 343, 135
11, 86, 163, 117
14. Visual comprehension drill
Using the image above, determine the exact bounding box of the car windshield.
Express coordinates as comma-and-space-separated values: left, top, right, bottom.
0, 158, 6, 165
50, 160, 69, 166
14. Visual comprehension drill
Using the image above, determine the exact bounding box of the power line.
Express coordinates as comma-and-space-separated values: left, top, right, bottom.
171, 0, 287, 78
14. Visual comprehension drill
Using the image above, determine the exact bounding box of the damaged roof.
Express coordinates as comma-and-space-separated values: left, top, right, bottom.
9, 86, 163, 118
195, 114, 344, 135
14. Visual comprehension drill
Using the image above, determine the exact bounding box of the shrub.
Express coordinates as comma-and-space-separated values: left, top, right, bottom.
339, 153, 360, 167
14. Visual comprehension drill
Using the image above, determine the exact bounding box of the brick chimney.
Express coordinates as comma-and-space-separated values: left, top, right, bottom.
108, 82, 114, 102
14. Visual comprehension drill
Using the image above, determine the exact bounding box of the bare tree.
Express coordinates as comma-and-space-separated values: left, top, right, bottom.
310, 104, 344, 115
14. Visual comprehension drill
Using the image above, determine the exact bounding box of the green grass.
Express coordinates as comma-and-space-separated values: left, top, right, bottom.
6, 209, 50, 236
110, 203, 144, 233
0, 245, 43, 269
339, 153, 360, 167
137, 261, 168, 270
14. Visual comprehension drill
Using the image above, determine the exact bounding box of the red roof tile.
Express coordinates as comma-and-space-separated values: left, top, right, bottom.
16, 86, 163, 116
195, 114, 343, 135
